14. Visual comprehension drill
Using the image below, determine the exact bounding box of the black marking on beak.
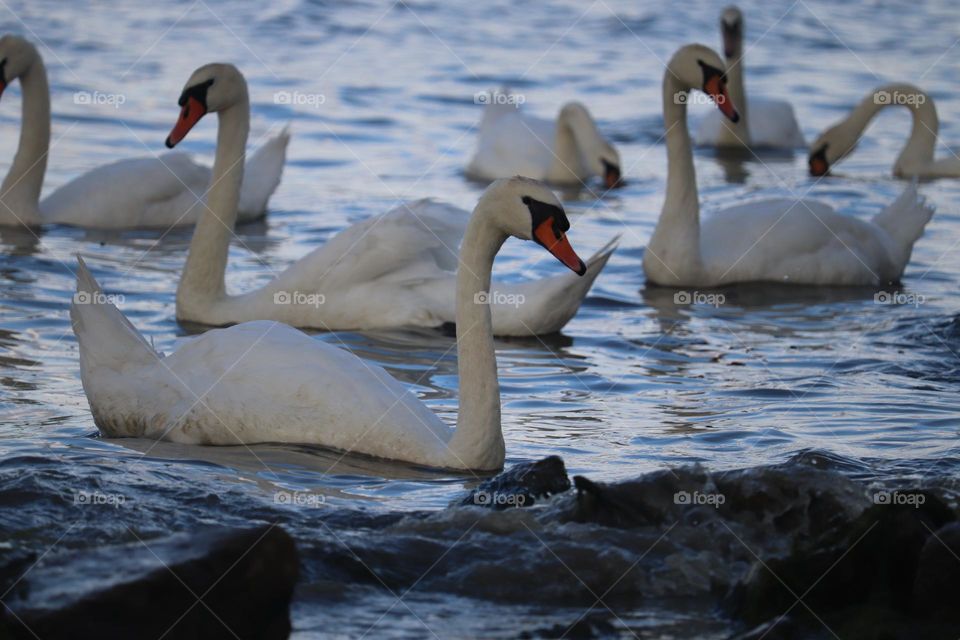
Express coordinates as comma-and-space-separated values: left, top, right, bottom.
698, 60, 728, 88
178, 77, 214, 111
523, 195, 569, 239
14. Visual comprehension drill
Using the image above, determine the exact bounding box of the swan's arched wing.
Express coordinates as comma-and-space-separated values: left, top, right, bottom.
701, 198, 894, 284
277, 199, 470, 291
746, 98, 806, 148
41, 153, 210, 228
156, 321, 449, 450
468, 104, 557, 180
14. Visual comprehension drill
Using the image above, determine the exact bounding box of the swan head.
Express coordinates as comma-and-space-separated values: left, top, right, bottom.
481, 177, 586, 275
166, 63, 247, 148
0, 34, 39, 101
668, 44, 739, 123
559, 102, 622, 189
808, 125, 857, 176
720, 6, 743, 58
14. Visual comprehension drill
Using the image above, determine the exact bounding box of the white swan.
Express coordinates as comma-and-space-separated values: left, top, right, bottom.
0, 34, 288, 229
643, 44, 934, 288
694, 6, 805, 150
466, 93, 622, 189
808, 83, 960, 179
71, 177, 589, 470
169, 64, 616, 336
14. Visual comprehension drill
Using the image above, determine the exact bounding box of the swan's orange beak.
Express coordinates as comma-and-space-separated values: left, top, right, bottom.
809, 146, 830, 176
705, 75, 739, 123
534, 217, 586, 275
0, 80, 6, 101
809, 156, 829, 177
165, 96, 207, 148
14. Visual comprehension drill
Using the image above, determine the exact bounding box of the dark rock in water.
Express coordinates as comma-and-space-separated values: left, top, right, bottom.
569, 470, 688, 527
460, 455, 570, 509
726, 491, 956, 638
913, 521, 960, 623
4, 525, 298, 640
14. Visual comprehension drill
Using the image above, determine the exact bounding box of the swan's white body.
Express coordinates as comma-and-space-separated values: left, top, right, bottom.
466, 97, 621, 187
696, 97, 805, 150
644, 45, 934, 288
72, 177, 590, 470
173, 66, 615, 336
694, 7, 804, 151
0, 35, 288, 229
809, 83, 960, 179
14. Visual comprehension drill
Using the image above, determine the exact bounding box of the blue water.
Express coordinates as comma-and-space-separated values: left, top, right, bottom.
1, 1, 959, 637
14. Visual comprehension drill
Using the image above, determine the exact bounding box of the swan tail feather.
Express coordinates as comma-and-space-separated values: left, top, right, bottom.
70, 256, 159, 371
871, 181, 935, 271
238, 126, 290, 221
490, 236, 619, 336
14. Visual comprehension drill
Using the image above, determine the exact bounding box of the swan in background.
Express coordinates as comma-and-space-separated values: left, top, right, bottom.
694, 7, 805, 151
809, 83, 960, 179
466, 92, 622, 189
168, 64, 616, 336
643, 44, 934, 288
71, 178, 588, 470
0, 34, 288, 229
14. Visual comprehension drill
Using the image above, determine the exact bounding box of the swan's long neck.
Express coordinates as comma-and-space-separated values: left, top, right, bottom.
718, 46, 750, 146
844, 84, 937, 174
0, 56, 49, 226
446, 206, 505, 470
547, 115, 585, 184
177, 97, 249, 310
647, 74, 703, 283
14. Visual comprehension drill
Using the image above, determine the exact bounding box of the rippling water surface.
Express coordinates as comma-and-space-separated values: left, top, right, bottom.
1, 1, 959, 637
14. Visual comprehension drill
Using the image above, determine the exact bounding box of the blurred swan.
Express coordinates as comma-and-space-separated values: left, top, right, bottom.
0, 34, 288, 229
644, 44, 934, 288
71, 178, 589, 471
694, 7, 804, 151
168, 64, 616, 336
808, 83, 960, 179
466, 92, 622, 189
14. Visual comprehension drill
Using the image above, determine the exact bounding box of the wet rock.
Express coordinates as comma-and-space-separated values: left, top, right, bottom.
913, 521, 960, 622
460, 455, 571, 509
726, 491, 956, 638
5, 525, 298, 640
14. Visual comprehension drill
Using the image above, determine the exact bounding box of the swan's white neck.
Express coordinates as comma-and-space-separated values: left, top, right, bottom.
843, 84, 938, 175
0, 54, 49, 226
646, 74, 703, 284
176, 97, 249, 314
446, 204, 506, 469
717, 46, 750, 147
547, 112, 586, 184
